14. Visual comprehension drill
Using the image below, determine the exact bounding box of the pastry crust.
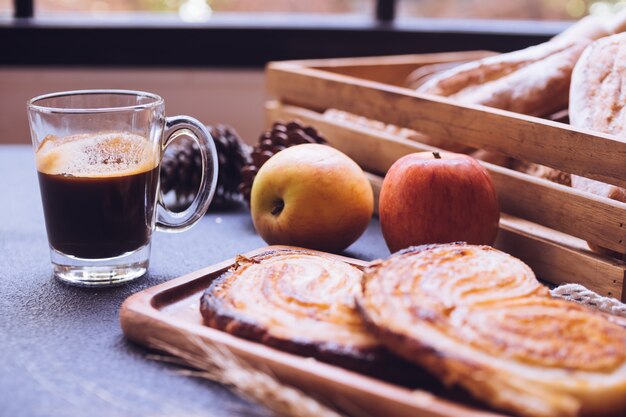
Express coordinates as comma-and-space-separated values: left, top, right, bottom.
200, 248, 386, 370
357, 243, 626, 417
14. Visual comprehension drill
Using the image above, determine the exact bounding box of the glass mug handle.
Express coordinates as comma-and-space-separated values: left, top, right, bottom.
156, 116, 218, 232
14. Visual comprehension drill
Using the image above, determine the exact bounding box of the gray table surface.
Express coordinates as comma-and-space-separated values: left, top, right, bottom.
0, 145, 390, 417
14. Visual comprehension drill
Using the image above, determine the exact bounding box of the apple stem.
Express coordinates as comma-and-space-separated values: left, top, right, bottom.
433, 152, 441, 159
271, 199, 285, 216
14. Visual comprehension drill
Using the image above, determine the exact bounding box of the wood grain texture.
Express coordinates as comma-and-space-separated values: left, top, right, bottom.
304, 51, 495, 86
497, 215, 626, 300
364, 173, 625, 299
266, 62, 626, 189
120, 246, 508, 417
266, 102, 626, 253
282, 52, 494, 70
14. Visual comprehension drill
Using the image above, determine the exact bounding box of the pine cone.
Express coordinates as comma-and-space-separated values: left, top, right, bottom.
160, 124, 250, 210
239, 120, 326, 204
210, 125, 252, 208
160, 138, 202, 208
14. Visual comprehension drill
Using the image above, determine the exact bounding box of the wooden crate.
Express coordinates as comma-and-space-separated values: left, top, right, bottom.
265, 52, 626, 301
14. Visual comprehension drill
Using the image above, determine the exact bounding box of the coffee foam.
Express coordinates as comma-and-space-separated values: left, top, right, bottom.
36, 132, 158, 177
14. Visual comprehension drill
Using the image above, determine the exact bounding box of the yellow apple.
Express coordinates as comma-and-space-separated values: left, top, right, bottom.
251, 143, 373, 253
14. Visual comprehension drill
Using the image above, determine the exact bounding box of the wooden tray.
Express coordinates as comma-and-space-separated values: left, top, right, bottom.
120, 245, 508, 417
265, 51, 626, 301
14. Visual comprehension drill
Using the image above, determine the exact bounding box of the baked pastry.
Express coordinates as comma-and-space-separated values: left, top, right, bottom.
416, 39, 590, 118
469, 149, 572, 186
405, 59, 477, 90
412, 37, 590, 169
358, 243, 626, 417
569, 33, 626, 192
200, 248, 385, 369
570, 33, 626, 145
407, 12, 626, 180
569, 33, 626, 256
411, 14, 622, 177
553, 15, 611, 44
322, 108, 472, 153
414, 8, 626, 117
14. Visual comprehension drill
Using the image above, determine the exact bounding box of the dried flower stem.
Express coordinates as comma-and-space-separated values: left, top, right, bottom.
148, 335, 347, 417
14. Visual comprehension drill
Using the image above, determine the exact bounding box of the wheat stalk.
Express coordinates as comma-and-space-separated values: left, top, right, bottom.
147, 335, 348, 417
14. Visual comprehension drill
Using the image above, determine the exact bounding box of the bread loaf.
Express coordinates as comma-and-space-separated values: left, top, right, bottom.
570, 33, 626, 139
414, 12, 626, 180
553, 15, 610, 44
568, 33, 626, 255
416, 39, 590, 118
416, 10, 626, 116
413, 28, 590, 174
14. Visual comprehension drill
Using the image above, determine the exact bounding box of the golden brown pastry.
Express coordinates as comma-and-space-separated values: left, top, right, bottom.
358, 243, 626, 417
200, 248, 385, 369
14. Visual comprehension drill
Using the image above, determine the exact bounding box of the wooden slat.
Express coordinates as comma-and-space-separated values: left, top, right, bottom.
121, 247, 512, 417
273, 51, 494, 71
303, 51, 495, 86
267, 63, 626, 189
497, 216, 626, 300
266, 102, 626, 253
365, 173, 625, 300
489, 169, 626, 254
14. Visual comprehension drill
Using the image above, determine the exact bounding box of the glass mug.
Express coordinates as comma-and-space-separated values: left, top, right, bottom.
27, 90, 218, 286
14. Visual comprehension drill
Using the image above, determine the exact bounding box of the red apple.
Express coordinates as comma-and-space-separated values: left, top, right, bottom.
251, 144, 374, 253
379, 151, 499, 253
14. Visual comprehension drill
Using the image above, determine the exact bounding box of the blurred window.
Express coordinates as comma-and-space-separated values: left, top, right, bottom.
35, 0, 374, 17
1, 0, 12, 17
397, 0, 626, 20
9, 0, 626, 21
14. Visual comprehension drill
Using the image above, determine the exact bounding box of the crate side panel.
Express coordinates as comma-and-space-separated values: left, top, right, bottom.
266, 65, 626, 189
266, 102, 626, 253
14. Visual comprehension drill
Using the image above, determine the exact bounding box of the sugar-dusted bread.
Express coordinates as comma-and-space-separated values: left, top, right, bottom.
358, 243, 626, 417
570, 33, 626, 143
570, 33, 626, 226
200, 248, 387, 370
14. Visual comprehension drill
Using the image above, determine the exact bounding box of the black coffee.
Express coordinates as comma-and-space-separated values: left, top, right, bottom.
36, 133, 159, 259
